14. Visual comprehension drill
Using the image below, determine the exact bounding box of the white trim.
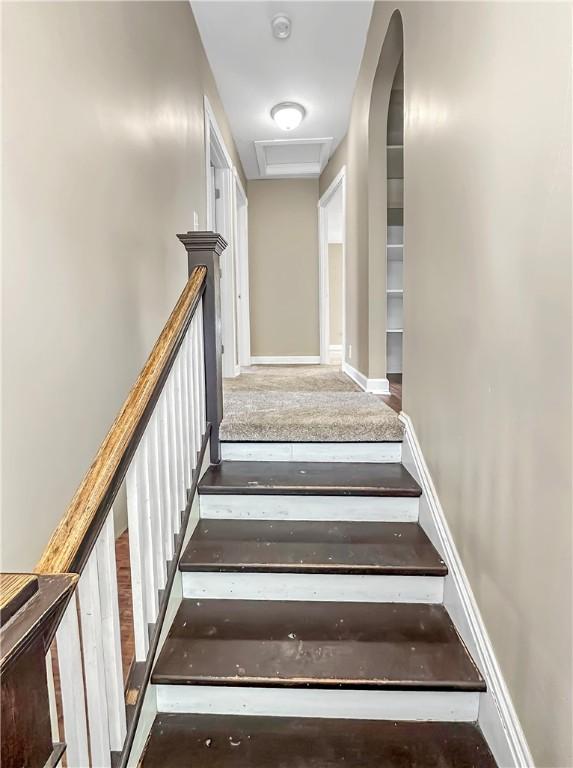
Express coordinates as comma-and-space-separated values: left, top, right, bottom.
232, 167, 251, 367
199, 493, 418, 522
220, 441, 402, 463
342, 361, 390, 395
182, 571, 444, 604
329, 344, 343, 352
204, 95, 238, 379
156, 684, 479, 722
318, 166, 347, 366
342, 360, 368, 390
365, 377, 391, 395
250, 355, 321, 365
399, 412, 533, 768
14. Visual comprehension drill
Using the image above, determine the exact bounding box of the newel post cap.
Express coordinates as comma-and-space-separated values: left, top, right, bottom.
177, 230, 228, 256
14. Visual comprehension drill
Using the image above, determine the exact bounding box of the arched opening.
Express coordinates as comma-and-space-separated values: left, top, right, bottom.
367, 11, 404, 398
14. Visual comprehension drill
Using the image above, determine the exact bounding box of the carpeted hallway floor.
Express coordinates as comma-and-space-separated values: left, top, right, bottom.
221, 365, 403, 442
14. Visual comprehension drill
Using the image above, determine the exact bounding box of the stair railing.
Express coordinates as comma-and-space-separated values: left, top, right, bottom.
0, 232, 227, 768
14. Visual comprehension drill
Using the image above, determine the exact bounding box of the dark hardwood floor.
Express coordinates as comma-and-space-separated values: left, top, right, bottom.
116, 530, 135, 682
381, 373, 402, 413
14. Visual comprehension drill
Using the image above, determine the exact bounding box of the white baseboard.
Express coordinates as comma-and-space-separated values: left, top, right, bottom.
366, 377, 391, 395
342, 361, 390, 395
399, 412, 533, 768
250, 356, 321, 365
342, 360, 368, 389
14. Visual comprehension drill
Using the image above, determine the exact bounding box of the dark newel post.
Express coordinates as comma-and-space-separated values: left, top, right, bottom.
1, 573, 77, 768
177, 231, 228, 465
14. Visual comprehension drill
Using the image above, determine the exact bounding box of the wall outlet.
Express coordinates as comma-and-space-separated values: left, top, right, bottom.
348, 344, 352, 360
193, 211, 199, 231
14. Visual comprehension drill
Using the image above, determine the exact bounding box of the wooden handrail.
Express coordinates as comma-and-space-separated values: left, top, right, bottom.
36, 266, 207, 576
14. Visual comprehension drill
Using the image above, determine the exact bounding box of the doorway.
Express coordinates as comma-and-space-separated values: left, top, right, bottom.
205, 96, 250, 377
318, 167, 346, 366
233, 170, 250, 368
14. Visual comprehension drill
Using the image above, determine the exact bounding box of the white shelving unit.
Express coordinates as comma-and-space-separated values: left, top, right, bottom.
386, 63, 404, 375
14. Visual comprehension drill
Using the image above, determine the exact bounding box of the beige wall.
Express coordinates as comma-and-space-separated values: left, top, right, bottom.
1, 1, 244, 570
321, 2, 572, 766
248, 179, 319, 357
328, 244, 343, 346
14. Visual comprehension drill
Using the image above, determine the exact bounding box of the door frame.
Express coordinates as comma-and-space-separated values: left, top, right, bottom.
318, 165, 347, 365
233, 168, 251, 368
204, 95, 238, 378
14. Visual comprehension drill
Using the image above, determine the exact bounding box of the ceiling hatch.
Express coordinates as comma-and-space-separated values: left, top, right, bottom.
254, 138, 333, 178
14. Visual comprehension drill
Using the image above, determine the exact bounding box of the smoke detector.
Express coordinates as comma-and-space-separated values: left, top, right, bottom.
272, 14, 291, 40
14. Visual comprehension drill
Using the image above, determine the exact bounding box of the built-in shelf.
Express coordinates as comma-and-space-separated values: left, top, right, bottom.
387, 247, 403, 262
387, 147, 404, 180
388, 208, 403, 227
386, 66, 404, 376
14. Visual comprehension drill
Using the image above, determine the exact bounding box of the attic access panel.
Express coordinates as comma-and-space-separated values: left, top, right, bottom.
254, 137, 333, 178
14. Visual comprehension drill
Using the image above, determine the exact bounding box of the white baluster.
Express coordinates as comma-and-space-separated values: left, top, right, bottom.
166, 372, 182, 534
159, 391, 174, 561
187, 319, 198, 462
56, 596, 90, 768
126, 452, 149, 661
172, 357, 186, 514
78, 551, 111, 767
96, 514, 127, 751
192, 314, 202, 453
147, 413, 166, 590
140, 433, 159, 624
197, 300, 207, 432
45, 648, 60, 743
179, 338, 192, 488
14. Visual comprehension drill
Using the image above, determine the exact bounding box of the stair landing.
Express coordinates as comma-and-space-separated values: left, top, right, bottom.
221, 365, 403, 442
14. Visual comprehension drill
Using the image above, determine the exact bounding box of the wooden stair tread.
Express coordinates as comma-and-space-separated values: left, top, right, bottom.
180, 520, 447, 576
141, 714, 497, 767
152, 600, 484, 691
198, 461, 421, 497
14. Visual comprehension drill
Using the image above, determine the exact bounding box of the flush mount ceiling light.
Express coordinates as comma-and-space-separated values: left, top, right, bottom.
271, 14, 291, 40
271, 102, 306, 131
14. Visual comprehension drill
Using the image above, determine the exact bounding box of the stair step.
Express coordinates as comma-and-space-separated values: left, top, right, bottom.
152, 599, 485, 691
180, 520, 446, 576
198, 461, 422, 497
141, 714, 497, 767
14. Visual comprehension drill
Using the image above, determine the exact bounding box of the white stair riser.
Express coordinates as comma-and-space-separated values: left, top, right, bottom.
155, 685, 479, 722
182, 571, 444, 603
221, 442, 402, 463
199, 494, 419, 522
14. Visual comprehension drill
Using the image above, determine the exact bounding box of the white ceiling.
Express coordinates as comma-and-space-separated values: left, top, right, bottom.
192, 1, 374, 180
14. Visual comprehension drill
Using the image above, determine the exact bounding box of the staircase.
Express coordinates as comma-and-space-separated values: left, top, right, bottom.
140, 459, 497, 766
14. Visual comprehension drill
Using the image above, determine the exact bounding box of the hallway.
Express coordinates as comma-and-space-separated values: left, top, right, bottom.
2, 1, 570, 767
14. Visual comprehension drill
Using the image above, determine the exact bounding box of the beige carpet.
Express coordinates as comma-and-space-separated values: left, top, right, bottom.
221, 365, 403, 442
